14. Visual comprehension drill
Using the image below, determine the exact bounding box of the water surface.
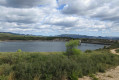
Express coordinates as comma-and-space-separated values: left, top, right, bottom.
0, 41, 106, 52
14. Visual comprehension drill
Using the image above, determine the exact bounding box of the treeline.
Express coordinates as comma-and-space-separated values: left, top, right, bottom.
1, 36, 71, 41
0, 33, 117, 45
0, 33, 71, 41
80, 38, 116, 45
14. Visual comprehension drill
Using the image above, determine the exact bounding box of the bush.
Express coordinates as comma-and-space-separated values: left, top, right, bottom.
0, 75, 8, 80
69, 72, 78, 80
0, 64, 12, 75
65, 40, 80, 57
85, 50, 92, 53
108, 42, 119, 49
116, 49, 119, 53
17, 49, 22, 52
72, 48, 82, 55
89, 74, 99, 80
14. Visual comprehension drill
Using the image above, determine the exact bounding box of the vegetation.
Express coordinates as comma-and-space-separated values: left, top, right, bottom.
85, 50, 92, 53
0, 40, 119, 80
108, 42, 119, 49
0, 33, 71, 41
17, 49, 22, 52
116, 49, 119, 53
81, 38, 116, 45
0, 32, 117, 45
65, 40, 81, 57
89, 74, 99, 80
0, 51, 119, 80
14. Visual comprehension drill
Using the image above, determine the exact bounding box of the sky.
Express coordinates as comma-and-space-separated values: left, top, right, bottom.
0, 0, 119, 37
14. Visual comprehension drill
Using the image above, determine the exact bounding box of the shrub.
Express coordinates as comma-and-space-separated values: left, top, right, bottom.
72, 48, 82, 55
85, 50, 92, 53
108, 42, 119, 49
69, 72, 78, 80
0, 64, 12, 75
17, 49, 22, 52
65, 40, 80, 57
116, 49, 119, 53
0, 75, 8, 80
89, 74, 99, 80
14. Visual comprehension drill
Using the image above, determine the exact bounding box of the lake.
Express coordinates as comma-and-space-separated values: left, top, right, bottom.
0, 41, 107, 52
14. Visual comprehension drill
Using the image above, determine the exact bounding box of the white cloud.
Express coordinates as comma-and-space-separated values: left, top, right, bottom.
0, 0, 119, 36
0, 0, 57, 8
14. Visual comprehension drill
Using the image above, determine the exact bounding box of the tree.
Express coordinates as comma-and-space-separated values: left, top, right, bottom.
17, 49, 22, 52
65, 40, 80, 57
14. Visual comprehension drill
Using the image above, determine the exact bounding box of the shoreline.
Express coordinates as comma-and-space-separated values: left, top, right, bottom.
0, 40, 110, 45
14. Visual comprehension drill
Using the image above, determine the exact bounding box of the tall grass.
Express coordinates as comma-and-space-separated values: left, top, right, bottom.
116, 49, 119, 53
0, 51, 119, 80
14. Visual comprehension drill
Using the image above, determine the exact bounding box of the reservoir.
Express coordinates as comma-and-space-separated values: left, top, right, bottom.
0, 41, 107, 52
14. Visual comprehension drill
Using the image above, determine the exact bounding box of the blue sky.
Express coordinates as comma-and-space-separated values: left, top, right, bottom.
0, 0, 119, 37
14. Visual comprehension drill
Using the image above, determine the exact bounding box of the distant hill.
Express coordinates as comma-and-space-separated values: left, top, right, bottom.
0, 32, 118, 44
0, 32, 44, 40
0, 32, 71, 41
57, 34, 119, 40
0, 32, 20, 36
0, 32, 31, 36
0, 32, 119, 40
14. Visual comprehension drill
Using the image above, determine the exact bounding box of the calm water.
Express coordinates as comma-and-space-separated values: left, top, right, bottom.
0, 41, 106, 52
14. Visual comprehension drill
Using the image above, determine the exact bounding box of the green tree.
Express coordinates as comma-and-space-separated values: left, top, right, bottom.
65, 40, 80, 57
17, 49, 22, 52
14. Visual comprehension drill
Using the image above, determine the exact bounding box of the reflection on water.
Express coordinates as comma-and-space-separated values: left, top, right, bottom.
0, 41, 107, 52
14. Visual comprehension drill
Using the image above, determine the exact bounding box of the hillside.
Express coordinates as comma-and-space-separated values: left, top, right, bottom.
0, 32, 71, 41
57, 34, 119, 40
0, 32, 118, 45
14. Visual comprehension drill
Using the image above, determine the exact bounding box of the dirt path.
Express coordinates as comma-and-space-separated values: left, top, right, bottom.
79, 48, 119, 80
110, 48, 119, 55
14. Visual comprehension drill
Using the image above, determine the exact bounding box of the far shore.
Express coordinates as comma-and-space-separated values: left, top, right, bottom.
0, 39, 111, 45
0, 40, 67, 42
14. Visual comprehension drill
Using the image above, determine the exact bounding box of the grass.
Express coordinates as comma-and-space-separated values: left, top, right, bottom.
108, 42, 119, 49
115, 49, 119, 53
0, 49, 119, 80
0, 52, 63, 55
89, 74, 99, 80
